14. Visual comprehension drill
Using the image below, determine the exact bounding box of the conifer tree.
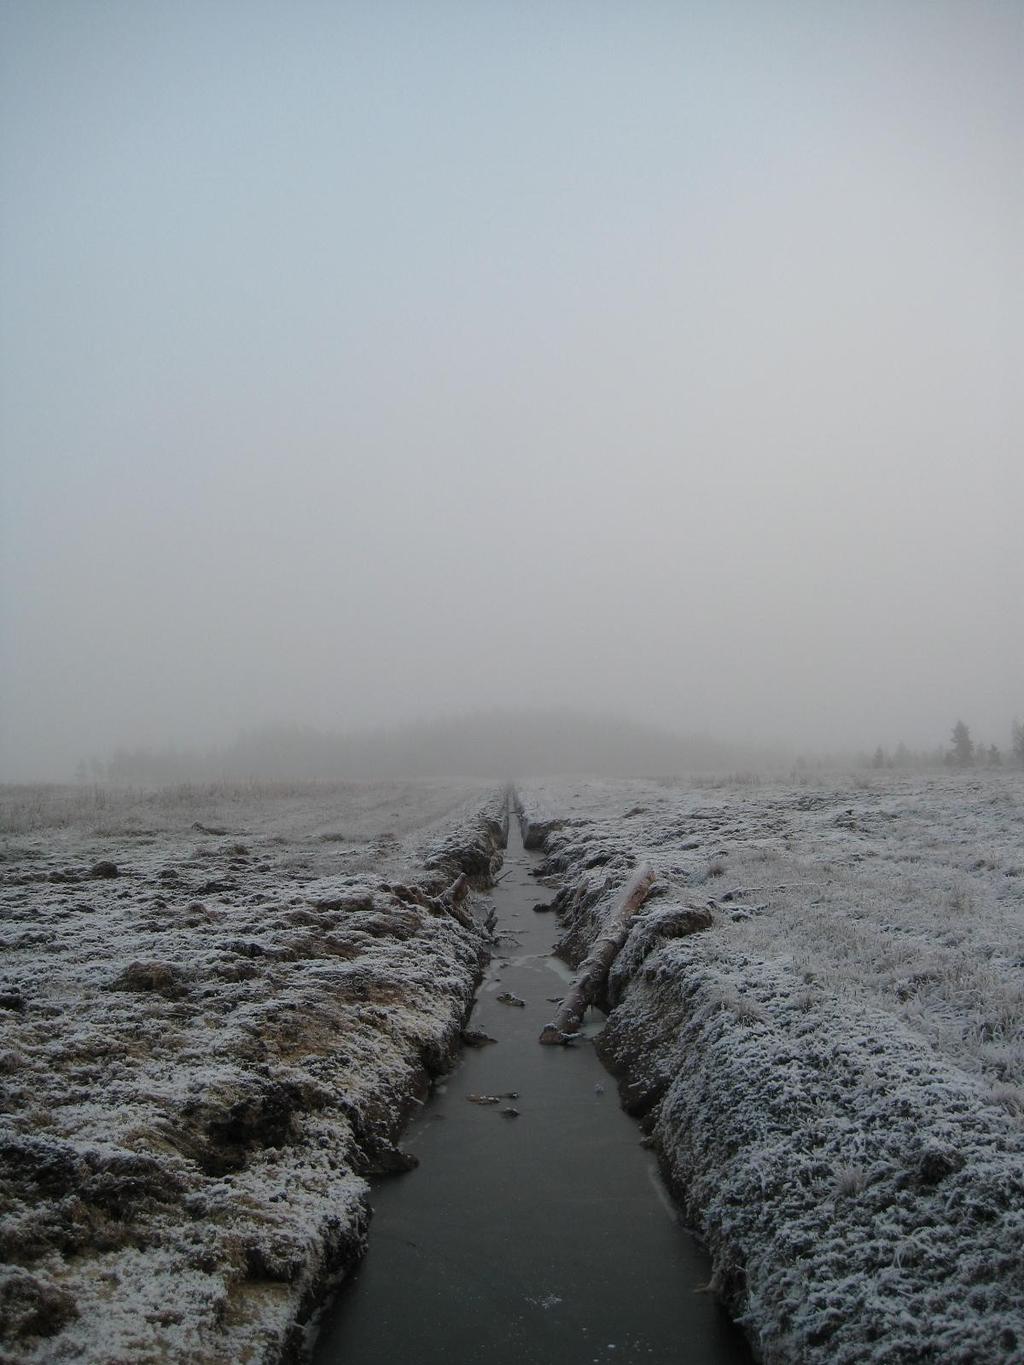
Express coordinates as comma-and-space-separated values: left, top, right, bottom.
951, 720, 974, 767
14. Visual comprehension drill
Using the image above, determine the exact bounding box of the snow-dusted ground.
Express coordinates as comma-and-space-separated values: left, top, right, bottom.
0, 781, 506, 1363
517, 772, 1024, 1363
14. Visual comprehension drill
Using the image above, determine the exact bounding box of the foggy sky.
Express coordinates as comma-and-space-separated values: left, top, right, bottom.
2, 1, 1021, 780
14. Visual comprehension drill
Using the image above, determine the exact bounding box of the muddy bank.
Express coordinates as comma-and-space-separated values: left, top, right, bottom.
0, 782, 507, 1363
517, 777, 1024, 1364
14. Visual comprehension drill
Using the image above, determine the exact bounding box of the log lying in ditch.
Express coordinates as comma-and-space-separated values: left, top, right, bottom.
539, 863, 657, 1045
391, 874, 476, 931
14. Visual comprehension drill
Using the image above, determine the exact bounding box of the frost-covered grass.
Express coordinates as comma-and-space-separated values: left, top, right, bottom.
0, 781, 504, 1363
518, 771, 1024, 1363
0, 777, 493, 841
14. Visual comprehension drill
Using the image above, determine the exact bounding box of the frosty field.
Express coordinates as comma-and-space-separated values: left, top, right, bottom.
2, 771, 1023, 1364
0, 780, 506, 1362
518, 770, 1024, 1362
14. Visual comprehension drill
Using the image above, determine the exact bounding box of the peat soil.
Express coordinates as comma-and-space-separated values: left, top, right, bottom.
312, 816, 751, 1365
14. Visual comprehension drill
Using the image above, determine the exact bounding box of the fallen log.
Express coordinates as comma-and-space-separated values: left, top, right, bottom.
539, 862, 657, 1045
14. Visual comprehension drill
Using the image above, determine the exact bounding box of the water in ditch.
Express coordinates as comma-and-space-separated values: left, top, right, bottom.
312, 815, 751, 1365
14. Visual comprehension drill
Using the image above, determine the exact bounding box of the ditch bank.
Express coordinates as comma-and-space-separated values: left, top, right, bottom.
0, 787, 508, 1365
517, 784, 1024, 1364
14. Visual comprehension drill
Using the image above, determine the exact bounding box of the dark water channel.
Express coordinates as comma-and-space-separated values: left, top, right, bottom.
312, 817, 751, 1365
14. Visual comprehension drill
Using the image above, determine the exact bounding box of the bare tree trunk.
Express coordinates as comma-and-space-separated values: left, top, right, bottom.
539, 863, 656, 1044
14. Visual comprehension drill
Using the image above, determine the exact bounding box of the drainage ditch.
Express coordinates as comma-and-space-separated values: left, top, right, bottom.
311, 811, 750, 1365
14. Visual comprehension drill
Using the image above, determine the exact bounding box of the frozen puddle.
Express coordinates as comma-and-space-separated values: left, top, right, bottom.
312, 818, 751, 1365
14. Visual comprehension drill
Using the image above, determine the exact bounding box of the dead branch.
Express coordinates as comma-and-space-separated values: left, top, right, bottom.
390, 874, 474, 930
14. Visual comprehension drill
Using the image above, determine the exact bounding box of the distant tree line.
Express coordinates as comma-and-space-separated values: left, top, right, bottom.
76, 712, 1024, 786
868, 720, 1024, 772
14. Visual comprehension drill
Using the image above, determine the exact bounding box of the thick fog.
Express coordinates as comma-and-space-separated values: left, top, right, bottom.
1, 2, 1021, 780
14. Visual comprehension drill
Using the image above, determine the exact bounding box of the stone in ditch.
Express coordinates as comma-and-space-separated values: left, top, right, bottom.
461, 1030, 498, 1048
466, 1094, 502, 1106
89, 861, 119, 879
373, 1145, 420, 1174
501, 1107, 520, 1118
497, 992, 525, 1007
532, 902, 553, 913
